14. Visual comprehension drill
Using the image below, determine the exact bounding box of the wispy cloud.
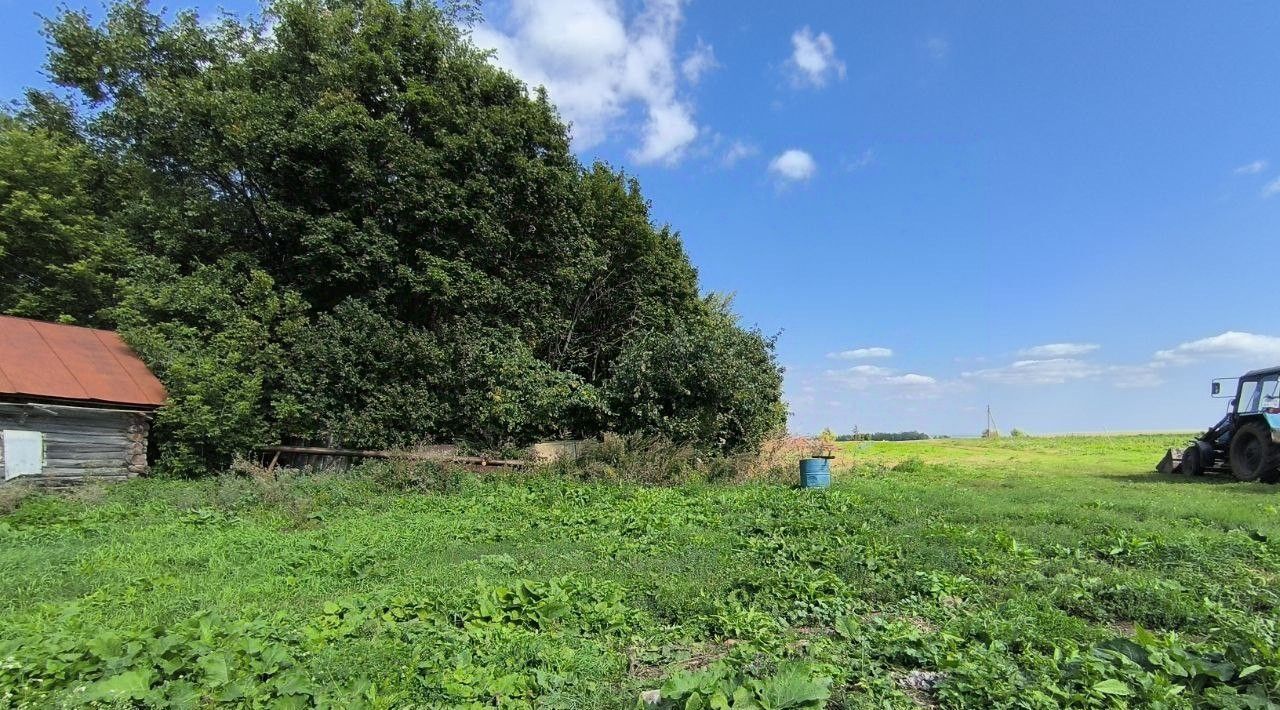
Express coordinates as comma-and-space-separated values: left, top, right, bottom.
1110, 364, 1165, 389
721, 140, 758, 168
845, 364, 893, 376
1264, 177, 1280, 199
681, 37, 718, 84
769, 149, 817, 182
828, 347, 893, 360
472, 0, 700, 165
829, 363, 942, 391
962, 358, 1106, 386
826, 364, 947, 398
787, 27, 845, 88
1154, 331, 1280, 364
841, 148, 875, 172
962, 353, 1164, 389
887, 373, 937, 386
1017, 343, 1100, 358
1235, 160, 1268, 175
923, 36, 950, 61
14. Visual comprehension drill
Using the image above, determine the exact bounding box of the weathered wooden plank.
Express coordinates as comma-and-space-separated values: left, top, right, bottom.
10, 424, 132, 437
46, 443, 132, 454
0, 414, 139, 429
43, 438, 133, 449
47, 444, 132, 454
44, 459, 128, 467
41, 468, 130, 477
0, 412, 141, 425
45, 435, 134, 445
13, 430, 131, 441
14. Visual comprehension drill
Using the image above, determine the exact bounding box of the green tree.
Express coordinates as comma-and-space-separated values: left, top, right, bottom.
0, 116, 128, 324
111, 258, 308, 471
19, 0, 785, 471
602, 296, 785, 451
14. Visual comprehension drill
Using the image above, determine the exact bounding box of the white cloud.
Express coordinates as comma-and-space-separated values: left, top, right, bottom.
787, 27, 845, 88
828, 347, 893, 360
769, 149, 817, 182
1154, 331, 1280, 365
824, 365, 952, 400
845, 364, 893, 377
923, 36, 950, 60
886, 373, 937, 386
842, 148, 875, 172
962, 358, 1106, 386
681, 37, 718, 84
1235, 160, 1268, 175
1017, 343, 1100, 358
722, 140, 758, 168
1264, 177, 1280, 199
1110, 364, 1165, 389
472, 0, 700, 165
633, 102, 699, 165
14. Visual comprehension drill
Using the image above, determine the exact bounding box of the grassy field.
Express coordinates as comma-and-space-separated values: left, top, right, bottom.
3, 434, 1280, 708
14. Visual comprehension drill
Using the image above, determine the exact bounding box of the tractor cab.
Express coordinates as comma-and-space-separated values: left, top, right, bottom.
1234, 368, 1280, 417
1162, 366, 1280, 482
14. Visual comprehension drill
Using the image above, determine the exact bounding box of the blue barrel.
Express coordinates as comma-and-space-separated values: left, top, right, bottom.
799, 458, 831, 489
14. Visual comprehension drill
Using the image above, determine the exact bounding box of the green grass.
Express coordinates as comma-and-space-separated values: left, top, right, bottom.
3, 435, 1280, 708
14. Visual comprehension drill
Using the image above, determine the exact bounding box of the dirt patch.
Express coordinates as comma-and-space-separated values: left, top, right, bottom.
897, 669, 946, 707
1107, 620, 1136, 637
626, 639, 739, 681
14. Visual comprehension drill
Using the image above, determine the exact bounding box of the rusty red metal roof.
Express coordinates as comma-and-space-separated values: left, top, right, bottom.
0, 315, 166, 409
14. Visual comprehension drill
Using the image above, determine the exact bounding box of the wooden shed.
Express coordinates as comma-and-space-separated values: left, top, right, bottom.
0, 316, 166, 486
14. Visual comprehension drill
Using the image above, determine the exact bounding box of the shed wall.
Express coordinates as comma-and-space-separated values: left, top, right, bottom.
0, 403, 150, 485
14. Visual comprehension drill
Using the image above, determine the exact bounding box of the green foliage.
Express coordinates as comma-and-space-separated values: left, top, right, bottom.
0, 115, 128, 324
9, 434, 1279, 707
2, 0, 784, 472
548, 434, 708, 485
602, 296, 785, 452
112, 258, 308, 473
0, 612, 332, 707
837, 431, 930, 442
654, 662, 832, 709
891, 456, 926, 473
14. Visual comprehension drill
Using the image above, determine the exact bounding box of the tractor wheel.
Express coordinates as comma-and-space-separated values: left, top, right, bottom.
1229, 422, 1280, 483
1182, 445, 1203, 477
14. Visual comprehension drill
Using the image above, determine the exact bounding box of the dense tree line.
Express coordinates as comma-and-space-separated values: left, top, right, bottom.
0, 0, 785, 473
836, 432, 931, 442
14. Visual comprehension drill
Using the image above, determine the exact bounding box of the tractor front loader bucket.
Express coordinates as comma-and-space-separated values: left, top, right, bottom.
1156, 448, 1183, 474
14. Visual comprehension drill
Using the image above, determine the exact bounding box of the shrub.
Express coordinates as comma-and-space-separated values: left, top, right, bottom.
892, 457, 926, 473
547, 435, 706, 486
601, 296, 785, 455
361, 458, 467, 494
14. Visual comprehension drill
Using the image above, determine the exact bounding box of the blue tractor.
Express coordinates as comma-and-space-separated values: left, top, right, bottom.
1166, 366, 1280, 482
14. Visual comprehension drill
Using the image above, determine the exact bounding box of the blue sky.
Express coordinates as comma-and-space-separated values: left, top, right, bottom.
4, 1, 1280, 435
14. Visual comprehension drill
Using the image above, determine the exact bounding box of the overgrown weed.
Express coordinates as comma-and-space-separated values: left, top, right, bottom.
3, 435, 1280, 707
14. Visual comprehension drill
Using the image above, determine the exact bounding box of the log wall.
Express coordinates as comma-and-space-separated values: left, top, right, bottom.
0, 402, 151, 486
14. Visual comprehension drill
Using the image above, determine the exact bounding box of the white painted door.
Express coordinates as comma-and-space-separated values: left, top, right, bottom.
3, 430, 43, 479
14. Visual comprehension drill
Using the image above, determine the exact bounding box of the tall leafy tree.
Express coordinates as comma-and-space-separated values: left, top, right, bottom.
16, 0, 785, 471
0, 115, 127, 324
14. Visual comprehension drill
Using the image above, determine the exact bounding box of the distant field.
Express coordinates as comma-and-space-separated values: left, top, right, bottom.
3, 434, 1280, 708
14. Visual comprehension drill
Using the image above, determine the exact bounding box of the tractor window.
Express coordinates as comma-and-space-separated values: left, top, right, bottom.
1238, 375, 1280, 414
